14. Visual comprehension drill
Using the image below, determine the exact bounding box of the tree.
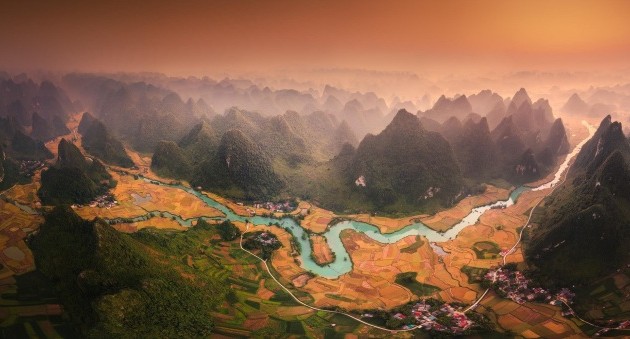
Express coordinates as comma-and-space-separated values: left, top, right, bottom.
216, 220, 241, 241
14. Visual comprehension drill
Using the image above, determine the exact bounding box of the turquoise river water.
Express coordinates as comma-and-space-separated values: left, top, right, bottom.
111, 121, 594, 278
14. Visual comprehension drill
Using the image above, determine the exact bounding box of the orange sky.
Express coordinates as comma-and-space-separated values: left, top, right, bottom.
1, 0, 629, 76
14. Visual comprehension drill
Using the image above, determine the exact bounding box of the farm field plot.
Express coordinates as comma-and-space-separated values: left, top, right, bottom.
168, 226, 378, 338
0, 201, 71, 338
478, 291, 583, 338
348, 184, 511, 233
300, 204, 336, 233
0, 201, 41, 275
201, 191, 254, 217
0, 117, 597, 338
309, 234, 334, 266
1, 178, 42, 207
295, 230, 445, 310
472, 241, 501, 259
418, 185, 512, 232
1, 164, 591, 337
576, 270, 630, 322
112, 216, 188, 232
75, 172, 225, 221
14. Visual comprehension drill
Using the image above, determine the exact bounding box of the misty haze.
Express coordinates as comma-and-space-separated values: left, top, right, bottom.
1, 1, 630, 338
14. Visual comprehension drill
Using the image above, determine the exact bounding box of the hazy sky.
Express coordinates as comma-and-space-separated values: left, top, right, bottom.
2, 0, 630, 76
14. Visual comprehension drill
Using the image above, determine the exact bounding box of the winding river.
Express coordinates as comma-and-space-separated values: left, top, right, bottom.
111, 121, 595, 279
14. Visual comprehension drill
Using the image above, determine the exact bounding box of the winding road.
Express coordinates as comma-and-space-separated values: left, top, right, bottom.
239, 223, 422, 333
463, 122, 630, 333
465, 121, 594, 313
236, 120, 628, 334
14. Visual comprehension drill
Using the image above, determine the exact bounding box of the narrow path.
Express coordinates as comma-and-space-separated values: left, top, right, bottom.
464, 148, 571, 312
239, 223, 421, 333
465, 121, 593, 313
220, 120, 609, 333
463, 123, 630, 333
463, 194, 541, 312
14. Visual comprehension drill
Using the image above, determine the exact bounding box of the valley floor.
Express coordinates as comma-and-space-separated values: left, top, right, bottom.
0, 117, 613, 337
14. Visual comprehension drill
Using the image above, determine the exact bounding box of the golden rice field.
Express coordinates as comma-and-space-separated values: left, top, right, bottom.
2, 174, 42, 207
0, 116, 596, 337
75, 171, 224, 221
0, 201, 41, 275
309, 234, 334, 266
478, 291, 583, 338
348, 184, 511, 233
112, 216, 187, 233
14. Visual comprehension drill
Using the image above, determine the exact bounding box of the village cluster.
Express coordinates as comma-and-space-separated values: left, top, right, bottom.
252, 200, 296, 213
18, 160, 46, 177
241, 201, 297, 217
362, 301, 476, 334
71, 193, 118, 209
484, 266, 575, 308
252, 232, 280, 246
595, 320, 630, 336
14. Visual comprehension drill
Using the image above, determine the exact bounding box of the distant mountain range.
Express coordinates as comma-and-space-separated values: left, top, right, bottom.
422, 94, 474, 122
1, 123, 53, 161
0, 75, 78, 190
0, 73, 575, 214
0, 77, 75, 141
420, 89, 569, 183
78, 113, 134, 168
62, 74, 208, 152
561, 92, 617, 118
151, 108, 358, 200
62, 73, 390, 146
4, 70, 630, 337
148, 86, 572, 213
0, 106, 56, 189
